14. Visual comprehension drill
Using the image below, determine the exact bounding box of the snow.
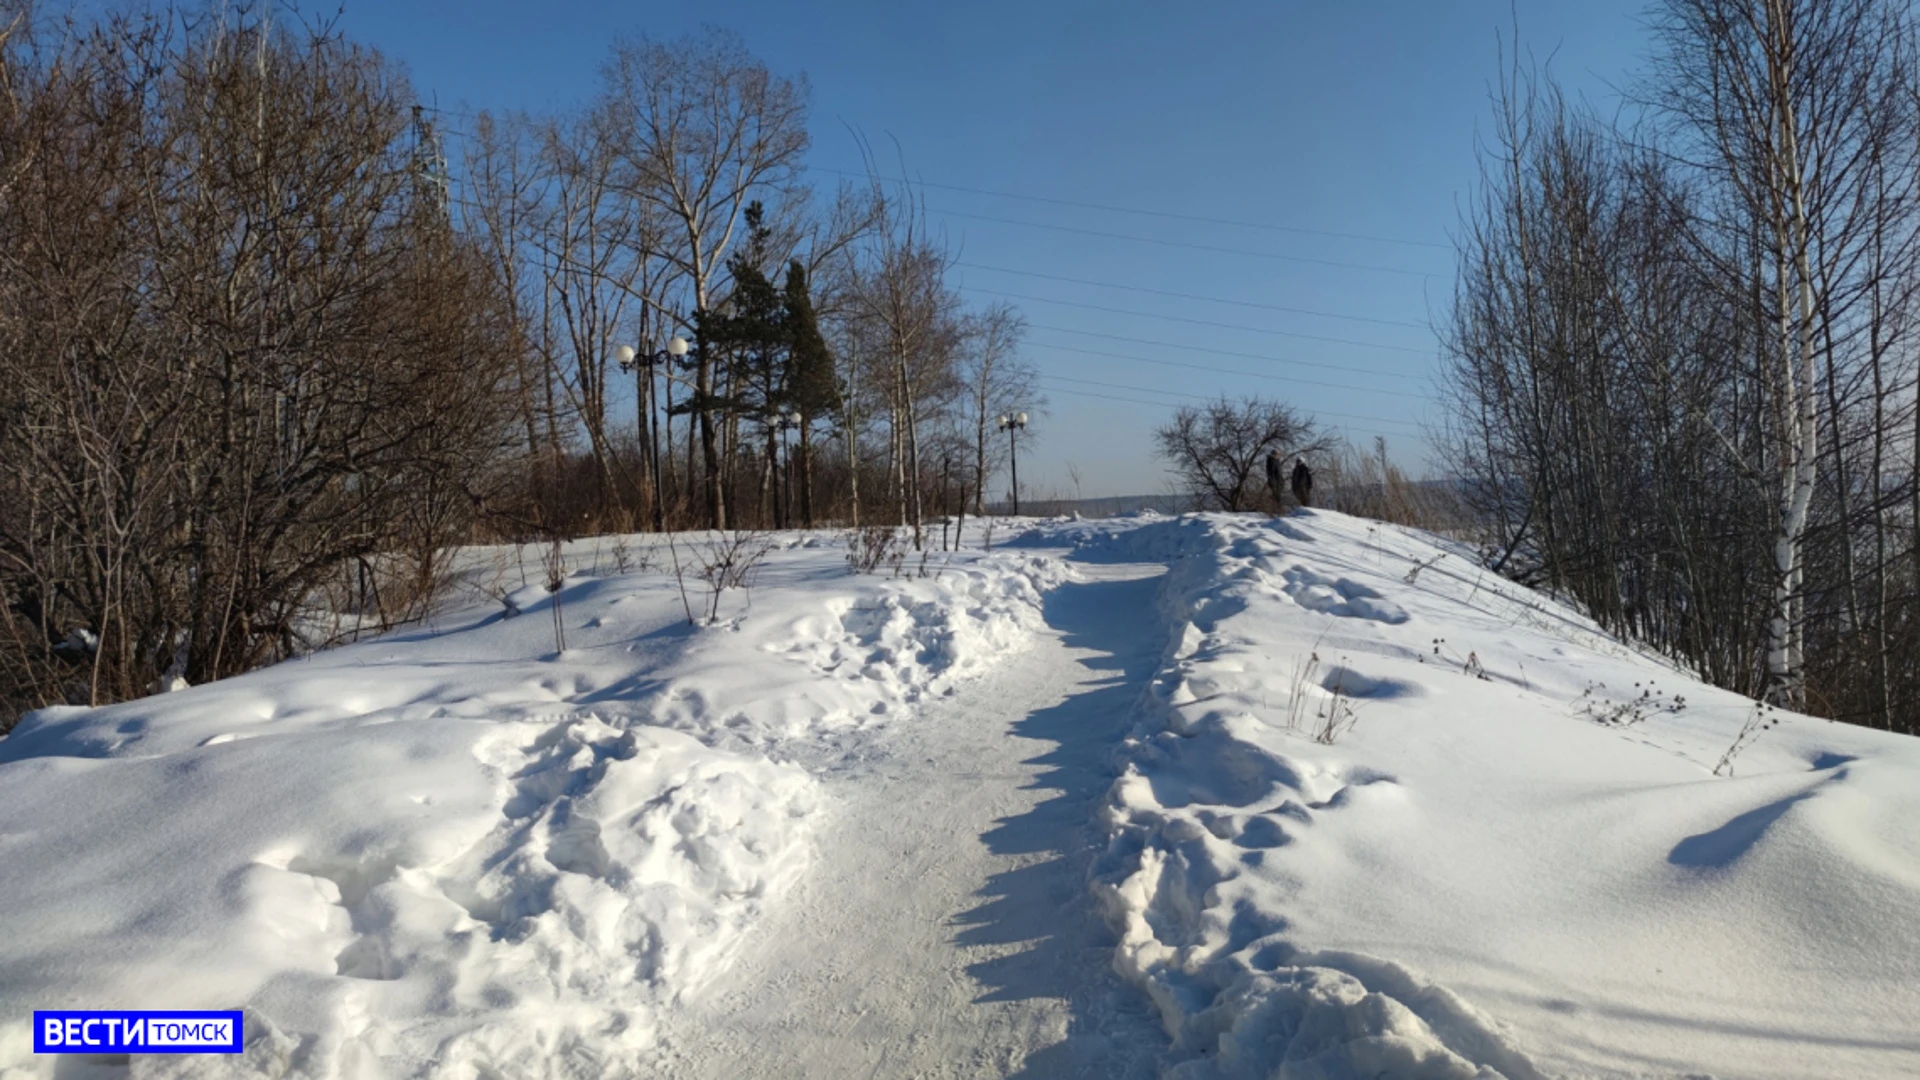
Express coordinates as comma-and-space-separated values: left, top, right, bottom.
0, 534, 1066, 1078
3, 512, 1917, 1078
656, 561, 1171, 1078
1031, 511, 1920, 1079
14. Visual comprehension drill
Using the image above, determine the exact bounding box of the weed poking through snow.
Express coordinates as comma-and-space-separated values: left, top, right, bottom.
846, 524, 906, 575
1404, 552, 1446, 583
1287, 650, 1320, 733
1316, 658, 1360, 744
1714, 701, 1781, 777
1573, 680, 1687, 727
1428, 638, 1493, 681
697, 530, 775, 623
543, 539, 568, 653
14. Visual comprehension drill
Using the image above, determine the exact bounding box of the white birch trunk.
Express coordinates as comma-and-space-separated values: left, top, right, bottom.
1764, 12, 1819, 710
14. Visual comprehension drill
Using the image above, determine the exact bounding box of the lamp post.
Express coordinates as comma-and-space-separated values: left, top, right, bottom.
616, 335, 690, 531
997, 410, 1028, 515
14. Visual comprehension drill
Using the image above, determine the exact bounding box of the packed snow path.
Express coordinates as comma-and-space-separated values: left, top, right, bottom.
660, 562, 1170, 1078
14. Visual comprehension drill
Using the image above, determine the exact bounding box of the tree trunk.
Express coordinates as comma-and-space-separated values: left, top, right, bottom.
799, 422, 815, 528
695, 330, 725, 531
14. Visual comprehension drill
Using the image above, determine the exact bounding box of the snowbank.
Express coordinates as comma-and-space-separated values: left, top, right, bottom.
0, 534, 1066, 1078
1043, 511, 1920, 1079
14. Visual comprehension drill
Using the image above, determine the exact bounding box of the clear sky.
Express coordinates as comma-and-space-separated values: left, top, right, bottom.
332, 1, 1651, 500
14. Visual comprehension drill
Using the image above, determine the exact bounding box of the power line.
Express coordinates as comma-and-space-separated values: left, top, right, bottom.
1027, 324, 1418, 379
1030, 343, 1429, 400
963, 286, 1430, 355
956, 262, 1432, 330
927, 208, 1441, 277
812, 167, 1450, 250
1039, 375, 1424, 430
430, 124, 1448, 253
1039, 383, 1206, 409
428, 112, 1450, 274
1037, 382, 1425, 439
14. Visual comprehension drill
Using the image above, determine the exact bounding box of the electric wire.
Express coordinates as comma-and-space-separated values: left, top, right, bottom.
1026, 325, 1412, 379
426, 113, 1442, 427
960, 286, 1431, 354
1027, 343, 1428, 399
1039, 375, 1424, 431
928, 207, 1440, 277
1038, 383, 1422, 439
427, 121, 1447, 253
810, 166, 1450, 249
955, 262, 1433, 329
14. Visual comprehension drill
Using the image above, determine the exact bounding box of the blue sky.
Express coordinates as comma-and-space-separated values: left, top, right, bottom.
336, 1, 1649, 500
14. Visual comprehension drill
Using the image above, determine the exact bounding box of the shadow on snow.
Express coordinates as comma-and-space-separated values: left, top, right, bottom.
952, 564, 1170, 1079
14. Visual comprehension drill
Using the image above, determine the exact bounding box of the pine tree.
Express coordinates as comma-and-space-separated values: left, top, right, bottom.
696, 203, 790, 525
783, 261, 838, 528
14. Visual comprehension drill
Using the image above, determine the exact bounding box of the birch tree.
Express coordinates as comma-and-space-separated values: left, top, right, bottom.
1652, 0, 1913, 708
846, 180, 965, 546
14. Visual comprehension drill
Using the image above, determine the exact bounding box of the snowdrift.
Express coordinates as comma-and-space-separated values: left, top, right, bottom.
0, 537, 1066, 1079
1030, 511, 1920, 1079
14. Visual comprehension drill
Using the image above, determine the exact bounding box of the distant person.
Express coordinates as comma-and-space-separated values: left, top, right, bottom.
1264, 449, 1286, 511
1291, 456, 1313, 508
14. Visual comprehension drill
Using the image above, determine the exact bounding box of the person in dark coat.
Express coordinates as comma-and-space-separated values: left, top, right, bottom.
1291, 456, 1313, 508
1264, 449, 1286, 510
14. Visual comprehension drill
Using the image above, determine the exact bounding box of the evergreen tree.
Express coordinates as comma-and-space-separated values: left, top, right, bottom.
696, 203, 791, 524
783, 261, 838, 527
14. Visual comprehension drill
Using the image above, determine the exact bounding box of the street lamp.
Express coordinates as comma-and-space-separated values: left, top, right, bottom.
614, 335, 689, 371
616, 336, 690, 531
997, 410, 1028, 516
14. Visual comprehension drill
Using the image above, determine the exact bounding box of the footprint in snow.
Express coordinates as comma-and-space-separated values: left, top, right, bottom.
1282, 566, 1409, 624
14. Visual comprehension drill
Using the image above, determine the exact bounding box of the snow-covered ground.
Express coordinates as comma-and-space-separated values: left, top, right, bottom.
1024, 512, 1920, 1079
0, 532, 1067, 1078
2, 512, 1916, 1078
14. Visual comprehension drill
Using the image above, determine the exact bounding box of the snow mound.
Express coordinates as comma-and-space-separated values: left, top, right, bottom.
787, 553, 1071, 701
0, 708, 811, 1078
0, 536, 1066, 1078
1035, 511, 1920, 1079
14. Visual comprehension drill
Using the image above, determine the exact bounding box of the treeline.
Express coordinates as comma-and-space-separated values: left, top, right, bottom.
457, 29, 1038, 543
1445, 0, 1920, 733
455, 27, 1036, 538
0, 8, 1037, 725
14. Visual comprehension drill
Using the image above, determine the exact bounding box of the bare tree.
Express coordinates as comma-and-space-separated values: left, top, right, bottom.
1651, 0, 1916, 708
1445, 12, 1920, 733
598, 28, 810, 530
959, 303, 1038, 515
844, 169, 966, 545
1155, 398, 1327, 512
0, 10, 520, 726
459, 110, 557, 470
532, 109, 650, 525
